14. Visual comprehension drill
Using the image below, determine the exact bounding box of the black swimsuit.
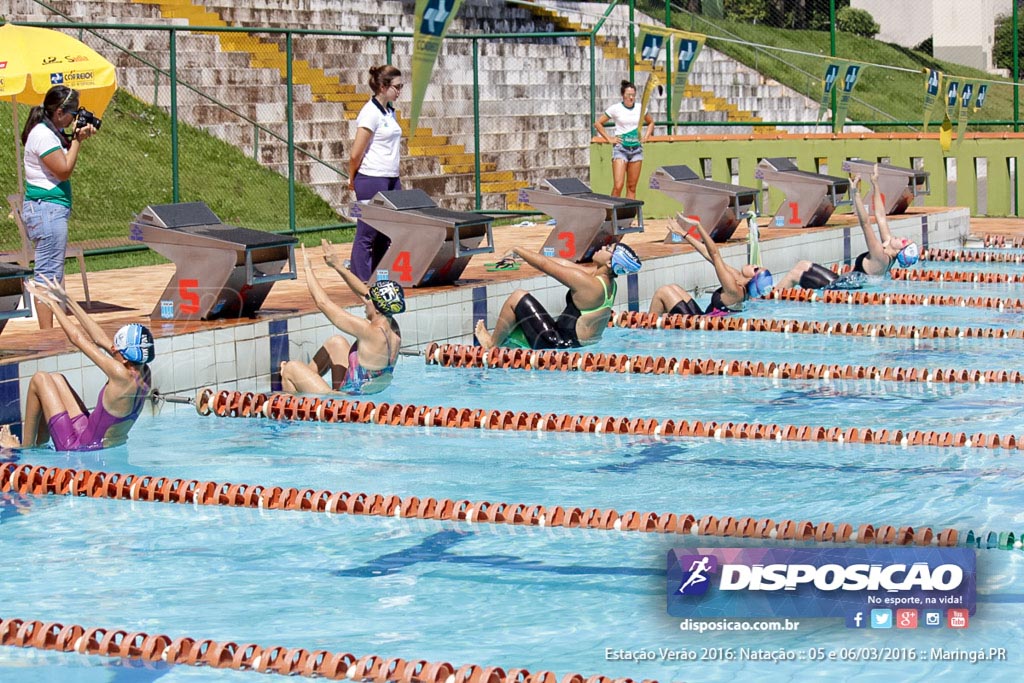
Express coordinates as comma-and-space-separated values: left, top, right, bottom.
853, 252, 896, 275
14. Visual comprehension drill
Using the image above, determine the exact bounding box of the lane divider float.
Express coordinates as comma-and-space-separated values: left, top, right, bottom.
423, 343, 1023, 385
980, 234, 1024, 248
767, 288, 1024, 310
921, 248, 1024, 264
610, 310, 1024, 339
890, 269, 1024, 285
0, 615, 630, 683
0, 461, 973, 549
183, 389, 1023, 451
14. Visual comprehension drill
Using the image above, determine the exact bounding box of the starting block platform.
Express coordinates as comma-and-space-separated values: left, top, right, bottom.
352, 189, 495, 287
756, 157, 851, 228
0, 262, 32, 336
841, 160, 930, 214
649, 165, 759, 243
519, 178, 643, 262
130, 202, 297, 321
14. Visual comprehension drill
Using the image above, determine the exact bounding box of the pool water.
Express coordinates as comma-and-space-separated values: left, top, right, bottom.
1, 261, 1022, 682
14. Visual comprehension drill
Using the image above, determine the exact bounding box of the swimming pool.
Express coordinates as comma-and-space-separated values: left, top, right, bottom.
2, 255, 1022, 682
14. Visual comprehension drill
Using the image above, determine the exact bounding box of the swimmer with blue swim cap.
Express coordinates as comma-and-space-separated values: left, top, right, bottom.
649, 213, 771, 317
0, 276, 152, 451
281, 241, 402, 396
475, 240, 641, 350
848, 165, 921, 277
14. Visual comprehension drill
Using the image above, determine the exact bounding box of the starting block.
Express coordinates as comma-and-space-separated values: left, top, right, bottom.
0, 262, 32, 336
649, 165, 759, 243
519, 178, 643, 262
756, 158, 850, 228
352, 189, 494, 287
841, 160, 930, 214
130, 202, 297, 321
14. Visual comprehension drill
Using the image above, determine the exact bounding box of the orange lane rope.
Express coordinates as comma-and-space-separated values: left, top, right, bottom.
890, 269, 1024, 284
184, 388, 1023, 451
422, 343, 1024, 385
767, 287, 1024, 310
610, 310, 1024, 339
0, 616, 630, 683
0, 461, 961, 547
980, 235, 1024, 248
921, 248, 1024, 264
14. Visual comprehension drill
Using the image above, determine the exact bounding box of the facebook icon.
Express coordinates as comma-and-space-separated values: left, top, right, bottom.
846, 611, 866, 628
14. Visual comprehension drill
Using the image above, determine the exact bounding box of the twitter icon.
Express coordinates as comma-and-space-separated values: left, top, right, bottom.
871, 609, 893, 629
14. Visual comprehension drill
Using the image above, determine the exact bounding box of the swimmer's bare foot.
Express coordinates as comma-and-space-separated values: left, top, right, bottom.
474, 319, 494, 350
0, 424, 20, 449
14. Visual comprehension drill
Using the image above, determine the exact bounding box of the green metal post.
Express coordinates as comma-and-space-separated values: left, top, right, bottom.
286, 32, 296, 234
590, 36, 597, 129
1015, 1, 1020, 214
664, 0, 673, 136
628, 0, 635, 83
830, 0, 837, 132
170, 30, 179, 202
1014, 1, 1019, 132
386, 35, 393, 65
473, 39, 482, 210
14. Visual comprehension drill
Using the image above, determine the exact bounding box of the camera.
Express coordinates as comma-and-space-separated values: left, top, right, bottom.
74, 108, 102, 131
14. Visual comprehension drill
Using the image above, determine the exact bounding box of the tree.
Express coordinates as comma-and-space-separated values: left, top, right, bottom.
993, 11, 1023, 79
835, 6, 879, 38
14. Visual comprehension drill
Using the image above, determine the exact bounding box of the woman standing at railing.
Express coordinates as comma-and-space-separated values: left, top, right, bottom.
594, 79, 655, 199
348, 64, 404, 282
20, 85, 98, 329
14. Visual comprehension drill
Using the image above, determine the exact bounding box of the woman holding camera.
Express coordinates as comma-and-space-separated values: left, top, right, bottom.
348, 64, 404, 282
21, 85, 98, 329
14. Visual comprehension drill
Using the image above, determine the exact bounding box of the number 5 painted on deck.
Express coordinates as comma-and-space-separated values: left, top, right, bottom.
179, 278, 200, 314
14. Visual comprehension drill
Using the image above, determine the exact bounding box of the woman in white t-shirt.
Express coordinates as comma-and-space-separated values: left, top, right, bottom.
20, 85, 98, 329
594, 80, 655, 199
348, 64, 404, 282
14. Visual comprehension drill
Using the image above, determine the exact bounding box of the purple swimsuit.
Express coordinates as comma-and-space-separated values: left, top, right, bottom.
47, 384, 146, 451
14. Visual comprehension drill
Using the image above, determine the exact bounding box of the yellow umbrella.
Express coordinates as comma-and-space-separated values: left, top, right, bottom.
0, 23, 118, 191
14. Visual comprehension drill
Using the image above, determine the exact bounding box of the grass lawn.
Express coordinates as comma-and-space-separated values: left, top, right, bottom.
1, 89, 349, 271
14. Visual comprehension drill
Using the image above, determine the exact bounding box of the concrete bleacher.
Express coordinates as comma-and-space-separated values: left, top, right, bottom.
8, 0, 829, 212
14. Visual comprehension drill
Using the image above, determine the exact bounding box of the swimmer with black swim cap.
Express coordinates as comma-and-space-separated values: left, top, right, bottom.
281, 241, 403, 396
475, 241, 641, 350
649, 213, 772, 317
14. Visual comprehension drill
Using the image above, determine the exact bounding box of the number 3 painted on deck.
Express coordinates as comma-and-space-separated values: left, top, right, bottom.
557, 231, 576, 258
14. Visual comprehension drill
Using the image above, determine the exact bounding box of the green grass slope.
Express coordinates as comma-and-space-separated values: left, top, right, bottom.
2, 90, 349, 271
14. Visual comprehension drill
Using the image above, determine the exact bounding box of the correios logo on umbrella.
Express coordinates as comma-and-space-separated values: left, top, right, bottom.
50, 72, 64, 85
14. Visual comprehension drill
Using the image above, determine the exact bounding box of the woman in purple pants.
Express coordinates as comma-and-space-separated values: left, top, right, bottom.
348, 64, 404, 282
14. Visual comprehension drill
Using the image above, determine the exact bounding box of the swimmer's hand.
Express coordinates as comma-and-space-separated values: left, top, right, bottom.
850, 173, 861, 190
871, 162, 880, 184
300, 244, 313, 271
744, 210, 758, 224
321, 238, 345, 271
673, 212, 702, 238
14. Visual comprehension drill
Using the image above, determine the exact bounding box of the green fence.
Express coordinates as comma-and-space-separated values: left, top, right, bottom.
591, 133, 1024, 217
2, 0, 1023, 266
